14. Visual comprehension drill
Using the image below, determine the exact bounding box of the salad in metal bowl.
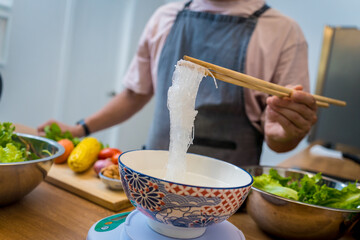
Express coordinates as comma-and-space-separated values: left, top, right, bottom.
0, 122, 48, 163
253, 168, 360, 210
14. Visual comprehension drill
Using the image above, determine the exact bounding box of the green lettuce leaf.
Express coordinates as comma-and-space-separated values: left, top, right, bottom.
0, 122, 27, 163
0, 143, 26, 163
44, 123, 80, 146
253, 168, 360, 210
253, 172, 298, 200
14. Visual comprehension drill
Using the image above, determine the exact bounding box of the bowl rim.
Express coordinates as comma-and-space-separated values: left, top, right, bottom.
99, 171, 121, 182
247, 165, 360, 213
0, 133, 65, 166
118, 149, 254, 190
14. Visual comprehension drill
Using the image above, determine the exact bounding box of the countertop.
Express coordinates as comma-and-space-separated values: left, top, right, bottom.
1, 124, 359, 239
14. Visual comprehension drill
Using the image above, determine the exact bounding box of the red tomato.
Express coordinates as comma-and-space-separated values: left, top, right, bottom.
98, 148, 121, 160
111, 152, 122, 165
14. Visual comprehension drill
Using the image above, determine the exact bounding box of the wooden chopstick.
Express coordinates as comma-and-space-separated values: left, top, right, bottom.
183, 55, 346, 107
211, 72, 288, 98
211, 72, 329, 108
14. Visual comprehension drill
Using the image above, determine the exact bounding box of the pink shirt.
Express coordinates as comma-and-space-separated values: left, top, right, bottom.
123, 0, 309, 133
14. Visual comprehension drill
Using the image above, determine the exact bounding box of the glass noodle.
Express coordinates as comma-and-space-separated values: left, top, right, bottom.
166, 60, 209, 182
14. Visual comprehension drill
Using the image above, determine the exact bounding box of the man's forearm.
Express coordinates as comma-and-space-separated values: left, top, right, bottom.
84, 88, 152, 135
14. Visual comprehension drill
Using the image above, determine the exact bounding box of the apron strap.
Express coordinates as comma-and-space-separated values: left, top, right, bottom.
251, 4, 270, 18
184, 0, 192, 9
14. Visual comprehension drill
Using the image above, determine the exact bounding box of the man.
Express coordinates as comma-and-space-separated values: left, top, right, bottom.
38, 0, 317, 167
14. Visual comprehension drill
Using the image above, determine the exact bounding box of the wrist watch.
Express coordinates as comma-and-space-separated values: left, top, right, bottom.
76, 119, 90, 136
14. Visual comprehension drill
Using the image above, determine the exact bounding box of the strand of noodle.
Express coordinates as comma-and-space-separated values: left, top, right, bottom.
206, 69, 218, 89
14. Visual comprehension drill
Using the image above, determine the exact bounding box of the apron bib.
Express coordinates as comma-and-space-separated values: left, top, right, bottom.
146, 1, 269, 167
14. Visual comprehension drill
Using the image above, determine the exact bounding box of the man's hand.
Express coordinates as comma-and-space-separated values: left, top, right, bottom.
264, 85, 318, 152
37, 119, 85, 138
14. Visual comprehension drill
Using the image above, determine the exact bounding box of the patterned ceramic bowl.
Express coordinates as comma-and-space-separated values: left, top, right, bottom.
119, 150, 253, 239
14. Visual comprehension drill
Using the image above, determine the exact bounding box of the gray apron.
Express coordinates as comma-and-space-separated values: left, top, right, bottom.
146, 1, 269, 167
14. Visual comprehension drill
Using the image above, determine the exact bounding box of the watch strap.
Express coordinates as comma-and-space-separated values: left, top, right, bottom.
76, 119, 90, 136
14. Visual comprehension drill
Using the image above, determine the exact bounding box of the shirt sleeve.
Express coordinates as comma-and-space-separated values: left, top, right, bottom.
272, 42, 310, 92
121, 2, 182, 95
122, 14, 155, 95
261, 41, 309, 131
245, 12, 310, 133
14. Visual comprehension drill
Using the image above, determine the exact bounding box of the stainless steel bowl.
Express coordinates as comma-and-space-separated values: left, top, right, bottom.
0, 133, 64, 205
244, 166, 360, 240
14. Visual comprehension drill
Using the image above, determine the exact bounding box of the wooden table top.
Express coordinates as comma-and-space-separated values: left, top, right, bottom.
1, 127, 359, 239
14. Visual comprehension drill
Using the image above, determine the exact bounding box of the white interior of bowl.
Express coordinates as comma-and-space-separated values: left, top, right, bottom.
120, 150, 252, 188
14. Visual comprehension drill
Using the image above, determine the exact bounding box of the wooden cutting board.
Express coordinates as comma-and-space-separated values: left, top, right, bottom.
13, 123, 131, 211
45, 164, 131, 212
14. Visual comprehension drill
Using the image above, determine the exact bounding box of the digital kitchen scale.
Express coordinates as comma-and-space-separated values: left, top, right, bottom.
87, 210, 245, 240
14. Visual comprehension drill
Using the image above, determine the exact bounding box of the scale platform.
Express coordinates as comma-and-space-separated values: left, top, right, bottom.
87, 210, 245, 240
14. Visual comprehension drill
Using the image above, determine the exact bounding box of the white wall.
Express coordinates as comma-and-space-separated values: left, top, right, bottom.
0, 0, 68, 125
1, 0, 359, 165
0, 0, 162, 151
